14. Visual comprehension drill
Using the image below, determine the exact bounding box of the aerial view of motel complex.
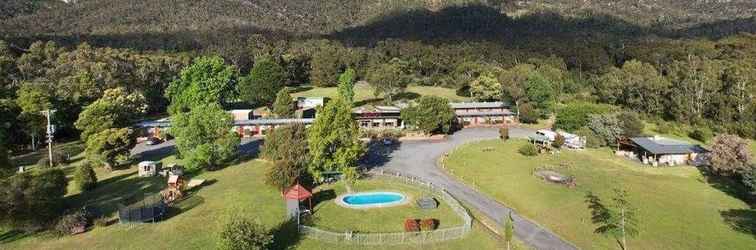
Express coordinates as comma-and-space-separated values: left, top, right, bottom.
1, 1, 756, 250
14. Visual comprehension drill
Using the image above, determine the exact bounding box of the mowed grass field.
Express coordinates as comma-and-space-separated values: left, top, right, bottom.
291, 84, 470, 105
443, 139, 756, 250
2, 159, 507, 250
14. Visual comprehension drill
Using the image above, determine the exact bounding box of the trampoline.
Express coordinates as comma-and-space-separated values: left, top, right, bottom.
118, 194, 168, 224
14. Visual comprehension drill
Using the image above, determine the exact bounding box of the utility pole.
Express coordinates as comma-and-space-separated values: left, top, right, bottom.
42, 109, 56, 168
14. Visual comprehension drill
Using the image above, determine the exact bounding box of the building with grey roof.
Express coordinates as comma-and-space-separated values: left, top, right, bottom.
621, 136, 706, 166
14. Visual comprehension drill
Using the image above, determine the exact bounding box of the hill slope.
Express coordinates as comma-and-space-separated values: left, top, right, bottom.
1, 0, 754, 37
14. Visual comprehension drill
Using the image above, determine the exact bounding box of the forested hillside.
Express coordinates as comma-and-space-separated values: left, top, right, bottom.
0, 0, 59, 20
1, 0, 755, 146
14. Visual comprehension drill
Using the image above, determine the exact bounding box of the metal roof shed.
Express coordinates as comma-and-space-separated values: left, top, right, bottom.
629, 137, 699, 155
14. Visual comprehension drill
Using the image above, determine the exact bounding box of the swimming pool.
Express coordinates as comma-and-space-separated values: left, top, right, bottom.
337, 192, 407, 208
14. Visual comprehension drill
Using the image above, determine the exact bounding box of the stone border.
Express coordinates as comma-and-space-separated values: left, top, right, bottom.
334, 191, 410, 209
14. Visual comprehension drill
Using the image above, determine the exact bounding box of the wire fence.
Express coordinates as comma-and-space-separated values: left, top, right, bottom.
299, 169, 472, 245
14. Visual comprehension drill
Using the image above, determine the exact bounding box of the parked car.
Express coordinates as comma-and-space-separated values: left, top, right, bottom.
146, 137, 163, 145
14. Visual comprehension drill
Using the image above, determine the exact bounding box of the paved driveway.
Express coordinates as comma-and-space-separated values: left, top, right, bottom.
131, 137, 263, 161
369, 127, 577, 250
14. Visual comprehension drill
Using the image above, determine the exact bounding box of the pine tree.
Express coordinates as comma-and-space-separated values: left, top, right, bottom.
239, 56, 285, 106
337, 68, 356, 105
588, 189, 639, 250
307, 97, 364, 180
272, 87, 295, 118
74, 162, 98, 191
504, 212, 514, 250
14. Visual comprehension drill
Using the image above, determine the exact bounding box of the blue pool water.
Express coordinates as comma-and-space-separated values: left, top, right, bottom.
341, 192, 405, 207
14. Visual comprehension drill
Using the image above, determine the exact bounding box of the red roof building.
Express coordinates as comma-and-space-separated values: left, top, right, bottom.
284, 184, 312, 210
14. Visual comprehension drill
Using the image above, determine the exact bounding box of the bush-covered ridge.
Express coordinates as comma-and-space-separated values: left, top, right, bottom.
2, 0, 754, 35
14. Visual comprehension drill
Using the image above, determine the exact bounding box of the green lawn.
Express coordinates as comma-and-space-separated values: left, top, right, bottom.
310, 177, 463, 232
3, 159, 506, 250
444, 139, 756, 250
10, 141, 86, 167
291, 84, 470, 105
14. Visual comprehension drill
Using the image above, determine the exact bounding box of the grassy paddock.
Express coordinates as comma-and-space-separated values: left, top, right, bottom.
3, 159, 504, 249
444, 139, 755, 250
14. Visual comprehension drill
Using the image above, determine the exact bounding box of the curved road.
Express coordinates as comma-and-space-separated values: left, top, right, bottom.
133, 127, 576, 249
369, 127, 578, 250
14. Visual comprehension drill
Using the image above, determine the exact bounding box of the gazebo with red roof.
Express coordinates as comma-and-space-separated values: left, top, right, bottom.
284, 184, 312, 211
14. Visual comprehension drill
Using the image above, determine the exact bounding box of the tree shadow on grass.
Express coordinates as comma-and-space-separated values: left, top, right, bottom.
269, 217, 301, 250
393, 92, 421, 101
0, 230, 32, 244
163, 195, 206, 221
720, 209, 756, 238
64, 171, 166, 218
697, 167, 755, 204
311, 189, 337, 209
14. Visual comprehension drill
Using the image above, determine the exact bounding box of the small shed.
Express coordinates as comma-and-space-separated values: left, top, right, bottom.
628, 136, 705, 166
138, 161, 162, 177
284, 184, 313, 219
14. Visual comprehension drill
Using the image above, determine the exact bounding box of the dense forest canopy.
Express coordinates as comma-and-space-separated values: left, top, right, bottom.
0, 0, 755, 150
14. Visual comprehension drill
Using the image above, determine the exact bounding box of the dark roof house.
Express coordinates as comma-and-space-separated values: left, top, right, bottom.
630, 137, 705, 155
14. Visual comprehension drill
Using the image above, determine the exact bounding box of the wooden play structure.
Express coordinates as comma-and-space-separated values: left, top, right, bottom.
161, 175, 187, 203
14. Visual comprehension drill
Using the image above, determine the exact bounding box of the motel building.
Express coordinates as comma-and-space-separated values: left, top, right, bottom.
352, 105, 404, 130
449, 102, 516, 127
136, 99, 518, 140
136, 115, 315, 140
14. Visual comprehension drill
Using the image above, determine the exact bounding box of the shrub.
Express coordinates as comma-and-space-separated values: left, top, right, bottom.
618, 112, 644, 137
554, 101, 615, 132
499, 127, 509, 140
74, 162, 98, 191
689, 127, 713, 143
420, 219, 437, 231
404, 219, 420, 232
400, 96, 455, 134
54, 210, 88, 236
218, 216, 273, 250
0, 168, 68, 228
518, 144, 538, 156
708, 134, 752, 176
743, 165, 756, 195
588, 113, 623, 147
518, 103, 539, 124
264, 160, 304, 193
36, 151, 68, 167
260, 123, 309, 167
553, 134, 565, 149
576, 127, 605, 148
